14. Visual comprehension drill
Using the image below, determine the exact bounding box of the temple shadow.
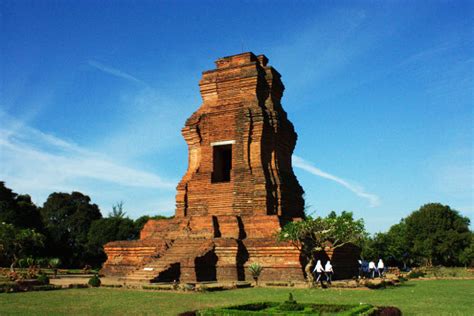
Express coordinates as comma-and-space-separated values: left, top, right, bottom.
236, 240, 249, 281
195, 251, 218, 282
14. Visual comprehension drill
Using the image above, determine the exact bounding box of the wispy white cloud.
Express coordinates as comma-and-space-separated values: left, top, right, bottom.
88, 60, 146, 85
94, 87, 193, 160
0, 112, 175, 214
292, 155, 380, 207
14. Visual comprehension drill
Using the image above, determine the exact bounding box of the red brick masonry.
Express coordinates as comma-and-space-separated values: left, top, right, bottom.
102, 53, 356, 283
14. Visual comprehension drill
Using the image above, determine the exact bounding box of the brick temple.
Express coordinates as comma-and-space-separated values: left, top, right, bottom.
102, 52, 355, 283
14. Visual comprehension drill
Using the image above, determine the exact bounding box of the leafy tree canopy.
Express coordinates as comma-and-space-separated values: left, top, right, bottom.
277, 211, 366, 281
362, 203, 472, 267
0, 182, 43, 231
86, 216, 137, 267
134, 214, 171, 233
0, 222, 45, 270
404, 203, 471, 266
41, 191, 102, 267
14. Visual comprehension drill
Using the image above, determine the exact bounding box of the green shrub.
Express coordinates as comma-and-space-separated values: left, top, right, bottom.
407, 270, 425, 279
30, 285, 61, 292
26, 257, 35, 268
88, 274, 101, 287
37, 273, 50, 285
18, 258, 28, 268
248, 262, 263, 285
36, 258, 49, 268
68, 284, 89, 289
198, 302, 376, 315
278, 292, 304, 311
231, 302, 273, 311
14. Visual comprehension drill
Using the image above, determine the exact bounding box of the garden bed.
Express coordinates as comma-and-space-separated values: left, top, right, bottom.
195, 293, 401, 315
196, 302, 401, 315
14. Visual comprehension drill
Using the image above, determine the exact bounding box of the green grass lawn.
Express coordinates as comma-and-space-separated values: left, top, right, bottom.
1, 280, 473, 315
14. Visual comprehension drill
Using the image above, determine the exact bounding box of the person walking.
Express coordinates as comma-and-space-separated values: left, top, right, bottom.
368, 261, 376, 279
377, 259, 385, 278
312, 260, 324, 287
325, 260, 333, 285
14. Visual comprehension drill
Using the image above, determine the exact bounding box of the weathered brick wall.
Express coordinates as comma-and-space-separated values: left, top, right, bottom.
102, 53, 357, 282
176, 52, 305, 220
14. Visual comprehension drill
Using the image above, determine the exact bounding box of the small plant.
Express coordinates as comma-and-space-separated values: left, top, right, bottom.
18, 258, 28, 268
248, 262, 263, 286
37, 273, 50, 285
88, 274, 101, 287
278, 293, 304, 311
26, 257, 35, 268
48, 258, 61, 278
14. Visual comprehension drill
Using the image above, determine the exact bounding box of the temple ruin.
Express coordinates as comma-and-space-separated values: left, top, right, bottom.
102, 52, 356, 283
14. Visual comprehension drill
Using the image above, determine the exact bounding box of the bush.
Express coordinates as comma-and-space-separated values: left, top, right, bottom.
248, 262, 263, 285
36, 258, 48, 268
37, 273, 49, 285
88, 274, 101, 287
278, 293, 304, 311
18, 258, 28, 268
407, 270, 425, 279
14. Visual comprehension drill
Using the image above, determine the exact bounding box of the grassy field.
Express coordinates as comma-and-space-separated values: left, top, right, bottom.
1, 279, 473, 315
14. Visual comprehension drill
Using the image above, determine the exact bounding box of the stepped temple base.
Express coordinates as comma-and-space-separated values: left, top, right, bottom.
102, 215, 306, 283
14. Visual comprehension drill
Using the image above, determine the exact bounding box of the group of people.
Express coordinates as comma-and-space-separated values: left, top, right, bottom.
359, 259, 385, 279
312, 260, 333, 286
311, 258, 385, 286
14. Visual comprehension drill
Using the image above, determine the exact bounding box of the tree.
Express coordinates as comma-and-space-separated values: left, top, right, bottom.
41, 192, 102, 267
0, 222, 45, 271
134, 214, 170, 233
277, 211, 366, 282
459, 233, 474, 267
109, 201, 126, 219
87, 216, 137, 267
361, 222, 411, 268
0, 182, 43, 231
404, 203, 471, 266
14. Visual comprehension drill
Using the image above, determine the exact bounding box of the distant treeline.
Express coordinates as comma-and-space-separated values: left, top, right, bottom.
0, 181, 472, 269
0, 182, 170, 269
360, 203, 472, 268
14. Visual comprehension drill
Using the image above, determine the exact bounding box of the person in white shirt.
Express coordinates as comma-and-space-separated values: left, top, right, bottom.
325, 261, 333, 285
312, 260, 324, 286
377, 259, 385, 277
368, 261, 376, 279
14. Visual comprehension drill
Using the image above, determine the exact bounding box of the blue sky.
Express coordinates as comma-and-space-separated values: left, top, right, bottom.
1, 0, 472, 233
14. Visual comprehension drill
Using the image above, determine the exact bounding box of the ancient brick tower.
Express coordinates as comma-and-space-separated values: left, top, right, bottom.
102, 52, 307, 282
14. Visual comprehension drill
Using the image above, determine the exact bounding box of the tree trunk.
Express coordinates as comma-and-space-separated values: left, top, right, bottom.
10, 255, 18, 272
304, 257, 315, 285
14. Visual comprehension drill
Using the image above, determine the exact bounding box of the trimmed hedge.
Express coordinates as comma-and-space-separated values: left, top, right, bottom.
197, 302, 374, 315
88, 275, 101, 287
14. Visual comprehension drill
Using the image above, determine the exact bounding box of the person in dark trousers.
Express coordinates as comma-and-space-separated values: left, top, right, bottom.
312, 260, 324, 287
325, 260, 333, 285
377, 259, 385, 278
369, 261, 376, 279
361, 260, 369, 278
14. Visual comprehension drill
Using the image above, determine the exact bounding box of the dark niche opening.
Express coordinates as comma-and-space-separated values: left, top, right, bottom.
154, 263, 181, 283
195, 251, 218, 281
212, 144, 232, 183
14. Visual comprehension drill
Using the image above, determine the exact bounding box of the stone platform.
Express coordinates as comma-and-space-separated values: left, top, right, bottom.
102, 215, 305, 283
